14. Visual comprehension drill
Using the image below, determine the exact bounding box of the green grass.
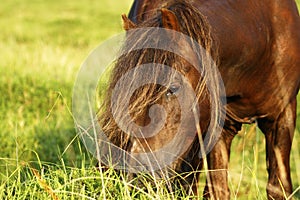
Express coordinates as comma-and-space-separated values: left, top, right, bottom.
0, 0, 299, 199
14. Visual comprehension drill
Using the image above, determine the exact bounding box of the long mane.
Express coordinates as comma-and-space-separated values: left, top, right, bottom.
99, 0, 221, 151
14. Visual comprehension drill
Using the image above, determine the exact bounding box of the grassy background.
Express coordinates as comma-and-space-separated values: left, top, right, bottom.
0, 0, 299, 199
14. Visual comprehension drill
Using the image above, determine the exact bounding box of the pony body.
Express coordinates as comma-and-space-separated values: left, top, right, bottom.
100, 0, 300, 199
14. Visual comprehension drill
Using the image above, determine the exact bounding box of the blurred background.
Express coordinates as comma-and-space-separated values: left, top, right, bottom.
0, 0, 133, 167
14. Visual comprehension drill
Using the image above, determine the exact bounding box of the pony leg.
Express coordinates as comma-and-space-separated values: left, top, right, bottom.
258, 98, 296, 200
203, 125, 238, 200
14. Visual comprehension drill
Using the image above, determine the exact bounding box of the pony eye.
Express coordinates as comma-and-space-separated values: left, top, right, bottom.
170, 85, 180, 93
166, 84, 181, 97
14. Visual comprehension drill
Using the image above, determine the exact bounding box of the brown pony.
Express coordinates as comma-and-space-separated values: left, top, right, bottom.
99, 0, 300, 199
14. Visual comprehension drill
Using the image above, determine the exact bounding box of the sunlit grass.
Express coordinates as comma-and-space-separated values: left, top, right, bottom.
0, 0, 299, 199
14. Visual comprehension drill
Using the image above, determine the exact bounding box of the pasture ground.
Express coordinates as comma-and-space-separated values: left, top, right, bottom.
0, 0, 299, 199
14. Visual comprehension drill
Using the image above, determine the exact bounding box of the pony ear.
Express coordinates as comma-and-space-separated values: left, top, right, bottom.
161, 8, 180, 31
122, 14, 137, 31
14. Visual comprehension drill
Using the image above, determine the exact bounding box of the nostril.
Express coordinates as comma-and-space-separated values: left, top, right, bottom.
174, 114, 180, 122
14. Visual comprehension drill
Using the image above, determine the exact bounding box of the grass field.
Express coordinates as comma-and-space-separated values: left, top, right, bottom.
0, 0, 299, 199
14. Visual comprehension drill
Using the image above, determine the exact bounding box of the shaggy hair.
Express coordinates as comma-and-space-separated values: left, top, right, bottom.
98, 0, 222, 156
